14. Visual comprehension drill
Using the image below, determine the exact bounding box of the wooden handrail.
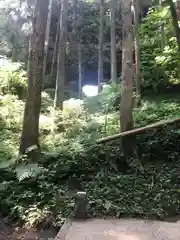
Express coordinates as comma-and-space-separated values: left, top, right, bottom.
96, 117, 180, 144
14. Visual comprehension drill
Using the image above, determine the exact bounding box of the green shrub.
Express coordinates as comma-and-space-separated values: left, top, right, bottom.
0, 57, 27, 97
140, 6, 180, 91
1, 81, 180, 227
0, 94, 24, 130
0, 94, 23, 162
86, 160, 180, 219
41, 91, 54, 113
84, 83, 121, 113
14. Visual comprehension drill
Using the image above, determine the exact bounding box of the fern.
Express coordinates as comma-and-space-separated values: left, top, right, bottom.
15, 163, 45, 181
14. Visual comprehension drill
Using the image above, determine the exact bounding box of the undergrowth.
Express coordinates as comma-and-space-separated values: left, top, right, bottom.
1, 86, 180, 228
1, 3, 180, 229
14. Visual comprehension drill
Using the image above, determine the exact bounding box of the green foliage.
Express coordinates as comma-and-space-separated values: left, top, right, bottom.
134, 94, 180, 125
0, 94, 24, 129
15, 163, 45, 182
0, 0, 30, 62
1, 0, 180, 229
84, 83, 121, 113
140, 6, 180, 91
0, 57, 27, 97
0, 94, 23, 161
86, 160, 180, 218
1, 87, 180, 227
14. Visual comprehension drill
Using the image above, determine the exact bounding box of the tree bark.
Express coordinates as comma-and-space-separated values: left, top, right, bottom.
160, 22, 165, 49
43, 0, 53, 79
157, 0, 165, 49
20, 0, 48, 154
132, 0, 141, 104
110, 0, 117, 84
78, 42, 83, 99
120, 0, 135, 157
54, 0, 68, 109
168, 0, 180, 50
51, 15, 60, 78
175, 0, 180, 20
98, 0, 104, 93
72, 0, 83, 99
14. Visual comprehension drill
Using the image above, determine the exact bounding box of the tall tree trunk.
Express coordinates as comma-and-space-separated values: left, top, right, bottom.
120, 0, 135, 157
78, 42, 83, 99
132, 0, 141, 104
51, 15, 60, 78
110, 0, 117, 84
27, 35, 32, 75
12, 47, 17, 62
160, 22, 165, 49
175, 0, 180, 20
43, 0, 53, 79
54, 0, 68, 109
98, 0, 104, 93
73, 0, 78, 20
77, 0, 83, 99
11, 35, 17, 61
168, 0, 180, 50
157, 0, 165, 49
20, 0, 48, 154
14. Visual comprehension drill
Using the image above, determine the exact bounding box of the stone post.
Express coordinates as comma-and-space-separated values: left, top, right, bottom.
73, 191, 88, 219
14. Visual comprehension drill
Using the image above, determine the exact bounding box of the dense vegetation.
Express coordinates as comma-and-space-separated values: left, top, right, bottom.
1, 0, 180, 230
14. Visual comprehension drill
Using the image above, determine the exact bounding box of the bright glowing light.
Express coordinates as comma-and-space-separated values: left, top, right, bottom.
82, 85, 98, 97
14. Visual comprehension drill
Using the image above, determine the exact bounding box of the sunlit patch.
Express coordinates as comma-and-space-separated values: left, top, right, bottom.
82, 85, 98, 97
104, 230, 143, 239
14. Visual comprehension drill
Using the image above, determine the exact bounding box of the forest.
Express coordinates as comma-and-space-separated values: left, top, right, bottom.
1, 0, 180, 234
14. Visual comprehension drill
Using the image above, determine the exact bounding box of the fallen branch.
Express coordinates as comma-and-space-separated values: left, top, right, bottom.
96, 117, 180, 144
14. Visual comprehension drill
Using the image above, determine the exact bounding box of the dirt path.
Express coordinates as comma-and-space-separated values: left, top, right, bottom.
55, 218, 180, 240
3, 217, 180, 239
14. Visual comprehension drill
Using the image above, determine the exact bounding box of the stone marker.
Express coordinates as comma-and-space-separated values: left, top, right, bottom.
73, 191, 88, 219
